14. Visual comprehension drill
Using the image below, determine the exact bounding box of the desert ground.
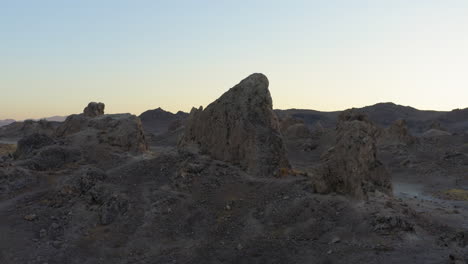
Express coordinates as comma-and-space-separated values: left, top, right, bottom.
0, 74, 467, 264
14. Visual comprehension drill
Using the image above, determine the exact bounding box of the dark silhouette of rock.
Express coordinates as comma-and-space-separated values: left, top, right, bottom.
180, 73, 290, 177
139, 107, 188, 135
167, 119, 184, 132
315, 109, 392, 198
83, 102, 105, 117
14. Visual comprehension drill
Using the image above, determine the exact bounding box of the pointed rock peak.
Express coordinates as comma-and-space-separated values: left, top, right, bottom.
180, 73, 290, 177
238, 73, 269, 88
83, 102, 105, 118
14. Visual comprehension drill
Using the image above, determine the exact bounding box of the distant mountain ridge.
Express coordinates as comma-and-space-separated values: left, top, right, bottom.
0, 116, 68, 128
0, 119, 16, 128
276, 102, 468, 134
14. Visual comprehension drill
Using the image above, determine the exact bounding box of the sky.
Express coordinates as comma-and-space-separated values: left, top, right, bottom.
1, 0, 468, 120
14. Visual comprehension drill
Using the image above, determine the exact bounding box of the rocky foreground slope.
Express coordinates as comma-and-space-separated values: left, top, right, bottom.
0, 75, 467, 263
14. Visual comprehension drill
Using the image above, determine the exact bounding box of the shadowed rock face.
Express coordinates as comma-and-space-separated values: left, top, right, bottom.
316, 109, 392, 198
83, 102, 105, 118
180, 73, 290, 177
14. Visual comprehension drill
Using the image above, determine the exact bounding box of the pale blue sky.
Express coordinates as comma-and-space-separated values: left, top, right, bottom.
1, 0, 467, 119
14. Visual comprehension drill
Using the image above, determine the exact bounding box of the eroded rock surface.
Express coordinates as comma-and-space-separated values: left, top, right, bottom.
315, 109, 392, 198
83, 102, 105, 118
57, 105, 147, 153
180, 73, 290, 176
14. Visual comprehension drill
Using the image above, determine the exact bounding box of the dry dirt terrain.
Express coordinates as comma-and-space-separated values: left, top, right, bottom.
0, 75, 467, 264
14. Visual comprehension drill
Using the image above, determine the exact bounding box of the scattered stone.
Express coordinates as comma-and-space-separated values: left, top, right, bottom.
330, 237, 341, 244
236, 243, 243, 250
39, 229, 47, 239
24, 214, 37, 221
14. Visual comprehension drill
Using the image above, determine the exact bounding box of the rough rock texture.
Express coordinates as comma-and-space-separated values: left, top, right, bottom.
14, 133, 55, 159
315, 109, 392, 198
83, 102, 105, 118
180, 73, 290, 176
379, 119, 416, 146
57, 113, 148, 153
22, 145, 82, 171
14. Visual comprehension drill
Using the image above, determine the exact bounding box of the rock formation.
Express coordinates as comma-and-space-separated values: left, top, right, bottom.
0, 119, 59, 139
83, 102, 105, 117
315, 109, 392, 198
378, 119, 416, 146
14, 133, 55, 159
139, 108, 188, 135
180, 73, 290, 177
57, 103, 148, 153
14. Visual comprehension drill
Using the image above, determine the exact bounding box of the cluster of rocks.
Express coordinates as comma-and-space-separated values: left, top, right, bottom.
57, 102, 147, 153
314, 109, 392, 198
7, 102, 148, 171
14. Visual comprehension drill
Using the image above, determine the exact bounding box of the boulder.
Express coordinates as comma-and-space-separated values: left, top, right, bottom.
315, 109, 392, 198
83, 102, 105, 117
180, 73, 290, 177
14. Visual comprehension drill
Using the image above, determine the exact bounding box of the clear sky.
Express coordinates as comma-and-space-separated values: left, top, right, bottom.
1, 0, 467, 120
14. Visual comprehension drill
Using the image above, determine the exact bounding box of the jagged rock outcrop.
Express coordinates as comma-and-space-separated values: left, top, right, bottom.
315, 109, 392, 198
54, 103, 147, 154
83, 102, 105, 117
378, 119, 416, 146
57, 113, 147, 153
180, 73, 290, 177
